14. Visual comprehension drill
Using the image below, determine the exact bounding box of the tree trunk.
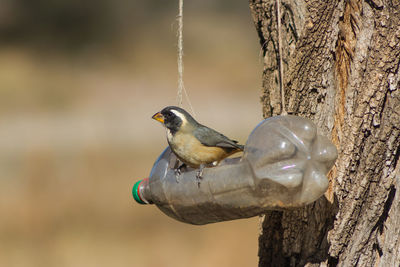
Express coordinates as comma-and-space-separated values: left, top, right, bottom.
249, 0, 400, 266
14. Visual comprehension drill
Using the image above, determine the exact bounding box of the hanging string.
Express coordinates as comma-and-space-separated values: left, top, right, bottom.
177, 0, 184, 107
276, 0, 287, 115
176, 0, 195, 116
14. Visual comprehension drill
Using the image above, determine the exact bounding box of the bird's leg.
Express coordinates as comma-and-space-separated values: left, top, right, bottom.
195, 162, 220, 187
173, 161, 186, 183
196, 164, 205, 187
176, 162, 187, 175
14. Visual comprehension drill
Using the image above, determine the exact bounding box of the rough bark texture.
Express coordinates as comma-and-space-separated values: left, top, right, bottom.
249, 0, 400, 266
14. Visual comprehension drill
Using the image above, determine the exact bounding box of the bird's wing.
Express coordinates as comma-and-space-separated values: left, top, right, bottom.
194, 126, 244, 150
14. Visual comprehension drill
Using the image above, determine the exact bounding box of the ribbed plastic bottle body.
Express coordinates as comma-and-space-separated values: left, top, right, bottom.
146, 149, 263, 225
136, 116, 337, 225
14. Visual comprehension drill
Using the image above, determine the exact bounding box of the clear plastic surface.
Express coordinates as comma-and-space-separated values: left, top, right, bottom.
135, 115, 337, 225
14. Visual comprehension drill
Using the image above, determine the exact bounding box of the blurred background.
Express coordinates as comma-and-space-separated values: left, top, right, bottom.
0, 0, 263, 266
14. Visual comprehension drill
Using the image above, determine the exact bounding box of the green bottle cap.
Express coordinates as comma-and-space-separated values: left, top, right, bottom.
132, 180, 146, 205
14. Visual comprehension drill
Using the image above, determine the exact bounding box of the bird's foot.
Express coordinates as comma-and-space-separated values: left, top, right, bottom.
196, 165, 205, 188
174, 163, 187, 183
174, 169, 181, 183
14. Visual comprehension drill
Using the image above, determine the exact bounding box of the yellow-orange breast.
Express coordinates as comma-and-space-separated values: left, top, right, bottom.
167, 131, 238, 168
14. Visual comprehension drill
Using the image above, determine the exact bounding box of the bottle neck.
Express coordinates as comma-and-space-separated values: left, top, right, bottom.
133, 178, 151, 204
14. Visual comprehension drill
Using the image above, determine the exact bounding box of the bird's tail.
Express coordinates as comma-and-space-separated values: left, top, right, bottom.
231, 140, 244, 151
236, 144, 244, 151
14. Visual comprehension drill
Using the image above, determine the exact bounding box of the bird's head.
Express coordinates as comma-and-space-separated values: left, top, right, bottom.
152, 106, 196, 134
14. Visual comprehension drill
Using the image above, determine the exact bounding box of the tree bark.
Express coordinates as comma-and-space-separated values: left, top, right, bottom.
249, 0, 400, 266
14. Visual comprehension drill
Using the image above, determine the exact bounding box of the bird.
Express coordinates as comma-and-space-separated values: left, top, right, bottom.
152, 106, 244, 183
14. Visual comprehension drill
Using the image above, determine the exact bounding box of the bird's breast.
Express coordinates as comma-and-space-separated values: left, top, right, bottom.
167, 131, 231, 167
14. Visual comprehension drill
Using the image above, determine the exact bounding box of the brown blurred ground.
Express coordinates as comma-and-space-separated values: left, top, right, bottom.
0, 1, 262, 266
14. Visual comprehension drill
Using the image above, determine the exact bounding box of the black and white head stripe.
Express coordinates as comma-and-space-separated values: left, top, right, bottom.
159, 106, 193, 134
170, 109, 188, 125
161, 106, 197, 126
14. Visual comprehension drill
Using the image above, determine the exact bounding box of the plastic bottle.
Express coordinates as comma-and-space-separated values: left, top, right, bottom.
133, 115, 337, 225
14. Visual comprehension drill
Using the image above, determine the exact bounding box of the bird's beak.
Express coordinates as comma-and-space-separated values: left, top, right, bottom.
152, 112, 164, 123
